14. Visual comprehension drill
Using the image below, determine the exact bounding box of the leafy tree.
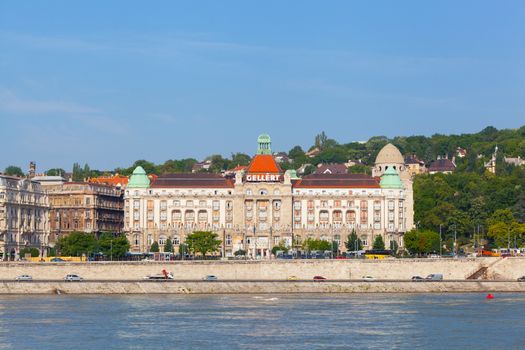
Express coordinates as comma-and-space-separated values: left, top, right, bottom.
487, 222, 525, 248
56, 231, 98, 257
163, 238, 173, 253
230, 153, 251, 166
302, 238, 331, 251
314, 131, 328, 150
131, 160, 158, 175
185, 231, 221, 257
404, 230, 440, 255
149, 241, 159, 253
98, 232, 130, 259
345, 230, 362, 251
46, 168, 66, 176
234, 249, 246, 256
302, 164, 316, 175
20, 247, 40, 257
4, 166, 24, 177
348, 165, 371, 175
372, 235, 385, 250
271, 240, 289, 255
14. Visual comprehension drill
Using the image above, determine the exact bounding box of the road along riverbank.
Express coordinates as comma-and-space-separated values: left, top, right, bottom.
1, 257, 524, 281
1, 280, 525, 294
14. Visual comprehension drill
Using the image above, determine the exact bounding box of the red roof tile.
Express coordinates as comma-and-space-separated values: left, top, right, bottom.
293, 174, 380, 189
151, 173, 234, 188
246, 154, 282, 174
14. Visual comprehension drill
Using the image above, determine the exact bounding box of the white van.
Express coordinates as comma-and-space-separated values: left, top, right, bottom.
425, 274, 443, 281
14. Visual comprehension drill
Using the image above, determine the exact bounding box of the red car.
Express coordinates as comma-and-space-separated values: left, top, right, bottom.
313, 276, 327, 281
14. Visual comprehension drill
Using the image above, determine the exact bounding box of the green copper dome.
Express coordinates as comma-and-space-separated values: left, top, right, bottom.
257, 133, 272, 155
380, 166, 404, 189
127, 166, 150, 188
285, 169, 300, 180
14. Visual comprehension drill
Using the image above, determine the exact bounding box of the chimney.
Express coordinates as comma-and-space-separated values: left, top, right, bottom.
28, 161, 36, 178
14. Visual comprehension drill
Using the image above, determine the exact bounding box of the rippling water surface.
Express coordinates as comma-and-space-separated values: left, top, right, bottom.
0, 293, 523, 349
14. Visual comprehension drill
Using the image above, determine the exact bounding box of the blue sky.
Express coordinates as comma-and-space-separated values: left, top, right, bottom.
1, 0, 524, 172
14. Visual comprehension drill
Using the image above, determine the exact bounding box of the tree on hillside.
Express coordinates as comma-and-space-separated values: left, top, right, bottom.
46, 168, 66, 176
314, 131, 328, 150
4, 166, 24, 177
230, 153, 251, 166
403, 230, 440, 256
372, 235, 385, 250
131, 160, 158, 175
209, 155, 230, 173
185, 231, 221, 257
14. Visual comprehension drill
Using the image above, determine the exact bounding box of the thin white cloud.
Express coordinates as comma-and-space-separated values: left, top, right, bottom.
0, 88, 127, 135
0, 88, 99, 114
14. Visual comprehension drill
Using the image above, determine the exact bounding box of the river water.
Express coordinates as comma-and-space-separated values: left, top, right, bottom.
0, 293, 522, 349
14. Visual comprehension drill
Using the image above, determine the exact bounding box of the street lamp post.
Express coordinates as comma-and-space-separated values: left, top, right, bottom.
454, 226, 457, 256
439, 224, 442, 257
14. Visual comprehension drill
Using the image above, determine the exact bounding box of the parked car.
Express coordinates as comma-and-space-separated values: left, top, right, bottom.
313, 276, 327, 281
517, 276, 525, 282
411, 276, 424, 282
15, 275, 32, 281
64, 274, 83, 282
287, 275, 298, 280
425, 274, 443, 281
362, 276, 375, 281
203, 275, 218, 281
50, 258, 66, 262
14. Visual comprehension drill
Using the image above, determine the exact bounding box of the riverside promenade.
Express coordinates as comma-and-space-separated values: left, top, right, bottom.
1, 257, 524, 294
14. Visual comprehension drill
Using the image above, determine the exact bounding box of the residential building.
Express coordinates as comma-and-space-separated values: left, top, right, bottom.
404, 155, 427, 177
428, 157, 456, 174
0, 175, 49, 260
45, 183, 124, 243
314, 163, 348, 175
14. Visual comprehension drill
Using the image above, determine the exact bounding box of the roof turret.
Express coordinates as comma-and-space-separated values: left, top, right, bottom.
127, 166, 150, 188
380, 166, 404, 189
257, 133, 272, 155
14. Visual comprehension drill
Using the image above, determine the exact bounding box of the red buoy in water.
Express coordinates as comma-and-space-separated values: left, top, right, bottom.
486, 293, 494, 299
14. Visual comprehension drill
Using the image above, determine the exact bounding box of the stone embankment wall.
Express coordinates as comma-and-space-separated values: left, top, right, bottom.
2, 281, 525, 294
0, 257, 512, 281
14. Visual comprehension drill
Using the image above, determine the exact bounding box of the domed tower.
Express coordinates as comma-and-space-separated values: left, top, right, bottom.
373, 143, 406, 178
374, 143, 414, 233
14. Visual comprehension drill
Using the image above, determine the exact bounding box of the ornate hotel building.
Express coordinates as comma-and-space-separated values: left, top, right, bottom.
0, 175, 50, 260
124, 135, 414, 257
